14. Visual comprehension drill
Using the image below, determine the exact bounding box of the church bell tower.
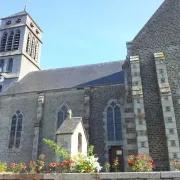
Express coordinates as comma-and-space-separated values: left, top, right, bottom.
0, 11, 42, 92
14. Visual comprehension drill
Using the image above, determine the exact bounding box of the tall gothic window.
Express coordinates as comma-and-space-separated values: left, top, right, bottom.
34, 41, 39, 61
0, 32, 8, 52
26, 33, 32, 54
6, 31, 14, 51
9, 110, 23, 148
7, 58, 13, 72
0, 59, 4, 72
57, 104, 69, 129
106, 101, 122, 141
13, 30, 20, 50
30, 37, 35, 58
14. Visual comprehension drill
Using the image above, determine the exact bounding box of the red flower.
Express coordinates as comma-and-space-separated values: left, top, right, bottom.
68, 159, 73, 165
128, 162, 135, 166
49, 162, 56, 167
86, 169, 92, 173
149, 158, 153, 163
141, 154, 146, 159
57, 163, 61, 168
152, 164, 155, 168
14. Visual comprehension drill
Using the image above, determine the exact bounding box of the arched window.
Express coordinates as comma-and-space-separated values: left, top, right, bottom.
106, 101, 122, 141
57, 104, 69, 129
30, 37, 35, 58
7, 58, 13, 72
0, 32, 8, 52
0, 59, 4, 72
0, 85, 2, 92
13, 30, 20, 50
6, 31, 14, 51
78, 133, 82, 153
34, 41, 39, 61
9, 110, 23, 148
26, 33, 32, 54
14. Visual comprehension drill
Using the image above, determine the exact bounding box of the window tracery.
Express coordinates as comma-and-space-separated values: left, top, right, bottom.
9, 110, 23, 148
106, 100, 122, 141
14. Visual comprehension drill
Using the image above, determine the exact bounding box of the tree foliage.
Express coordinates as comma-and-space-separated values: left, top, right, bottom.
43, 138, 70, 160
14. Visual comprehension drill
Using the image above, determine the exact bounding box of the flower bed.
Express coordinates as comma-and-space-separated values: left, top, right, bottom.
128, 154, 155, 172
0, 139, 102, 174
0, 139, 158, 174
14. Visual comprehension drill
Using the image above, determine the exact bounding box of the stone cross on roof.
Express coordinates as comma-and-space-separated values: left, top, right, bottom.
24, 0, 28, 11
67, 109, 72, 119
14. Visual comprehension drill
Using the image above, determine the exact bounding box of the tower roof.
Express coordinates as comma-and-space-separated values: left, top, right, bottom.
1, 11, 27, 20
1, 10, 43, 32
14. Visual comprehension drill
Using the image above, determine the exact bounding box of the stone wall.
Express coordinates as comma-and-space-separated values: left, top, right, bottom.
39, 89, 85, 163
1, 172, 180, 180
0, 93, 38, 163
89, 85, 125, 166
0, 85, 126, 166
126, 0, 180, 170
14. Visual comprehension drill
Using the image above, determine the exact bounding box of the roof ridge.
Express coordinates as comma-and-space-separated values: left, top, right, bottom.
1, 11, 27, 19
33, 60, 124, 73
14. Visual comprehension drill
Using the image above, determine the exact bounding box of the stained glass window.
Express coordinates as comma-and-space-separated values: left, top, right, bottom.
57, 104, 68, 129
106, 101, 122, 141
9, 110, 23, 148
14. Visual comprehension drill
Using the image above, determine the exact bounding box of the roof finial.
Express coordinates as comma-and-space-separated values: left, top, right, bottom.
24, 0, 28, 11
67, 109, 72, 119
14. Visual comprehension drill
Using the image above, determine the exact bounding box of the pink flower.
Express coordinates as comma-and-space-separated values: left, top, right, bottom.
39, 154, 45, 159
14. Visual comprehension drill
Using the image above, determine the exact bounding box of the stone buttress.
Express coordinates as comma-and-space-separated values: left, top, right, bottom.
154, 52, 180, 170
32, 94, 44, 160
130, 56, 150, 155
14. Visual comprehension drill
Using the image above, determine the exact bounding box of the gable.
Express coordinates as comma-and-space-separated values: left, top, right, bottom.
132, 0, 180, 49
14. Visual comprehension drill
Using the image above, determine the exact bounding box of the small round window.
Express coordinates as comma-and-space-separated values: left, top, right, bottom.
36, 29, 39, 34
6, 21, 11, 25
30, 23, 34, 28
16, 18, 21, 23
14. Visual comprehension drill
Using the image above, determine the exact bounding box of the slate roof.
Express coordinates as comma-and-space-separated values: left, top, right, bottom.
1, 11, 43, 32
56, 117, 82, 135
1, 11, 27, 19
4, 60, 124, 95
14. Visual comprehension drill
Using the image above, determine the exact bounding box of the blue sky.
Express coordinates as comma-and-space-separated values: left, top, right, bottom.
0, 0, 164, 69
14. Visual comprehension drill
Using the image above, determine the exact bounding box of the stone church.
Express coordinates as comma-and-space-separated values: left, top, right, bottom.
0, 0, 180, 171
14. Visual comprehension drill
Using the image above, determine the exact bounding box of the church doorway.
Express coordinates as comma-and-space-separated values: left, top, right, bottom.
109, 146, 124, 172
